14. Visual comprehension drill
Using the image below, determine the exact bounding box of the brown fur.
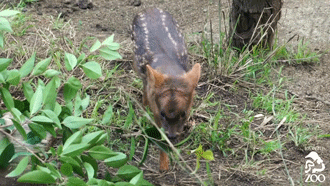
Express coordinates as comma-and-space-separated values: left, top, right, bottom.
132, 8, 201, 170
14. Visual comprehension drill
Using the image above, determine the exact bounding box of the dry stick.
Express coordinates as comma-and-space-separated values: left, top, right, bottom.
0, 129, 45, 164
234, 32, 297, 76
121, 89, 205, 186
262, 33, 298, 65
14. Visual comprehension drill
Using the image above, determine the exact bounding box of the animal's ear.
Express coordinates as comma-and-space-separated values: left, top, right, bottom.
146, 65, 165, 87
184, 63, 201, 88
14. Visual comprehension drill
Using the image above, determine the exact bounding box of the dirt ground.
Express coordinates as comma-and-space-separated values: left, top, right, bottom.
1, 0, 330, 185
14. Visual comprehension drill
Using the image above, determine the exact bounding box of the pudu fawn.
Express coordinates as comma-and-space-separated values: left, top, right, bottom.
132, 8, 201, 170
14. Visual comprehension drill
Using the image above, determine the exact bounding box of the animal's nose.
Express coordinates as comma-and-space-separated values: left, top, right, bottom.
167, 133, 178, 143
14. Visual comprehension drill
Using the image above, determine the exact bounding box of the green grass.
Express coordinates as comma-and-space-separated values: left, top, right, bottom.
252, 89, 299, 123
184, 27, 321, 169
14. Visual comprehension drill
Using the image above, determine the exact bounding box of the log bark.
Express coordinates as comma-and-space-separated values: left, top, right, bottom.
229, 0, 282, 50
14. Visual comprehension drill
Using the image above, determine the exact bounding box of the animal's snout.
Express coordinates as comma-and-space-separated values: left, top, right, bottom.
167, 134, 178, 143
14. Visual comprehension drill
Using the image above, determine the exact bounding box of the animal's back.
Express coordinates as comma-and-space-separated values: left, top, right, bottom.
132, 8, 188, 77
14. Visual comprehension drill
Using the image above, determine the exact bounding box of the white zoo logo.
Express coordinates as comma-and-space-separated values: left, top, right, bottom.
305, 151, 326, 183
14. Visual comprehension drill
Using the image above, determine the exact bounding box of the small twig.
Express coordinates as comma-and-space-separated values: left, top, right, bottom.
269, 117, 286, 138
0, 129, 45, 164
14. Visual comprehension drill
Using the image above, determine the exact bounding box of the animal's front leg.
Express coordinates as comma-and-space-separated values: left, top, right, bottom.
159, 150, 169, 171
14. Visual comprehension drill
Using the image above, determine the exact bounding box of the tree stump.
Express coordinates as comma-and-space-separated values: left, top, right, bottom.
229, 0, 282, 50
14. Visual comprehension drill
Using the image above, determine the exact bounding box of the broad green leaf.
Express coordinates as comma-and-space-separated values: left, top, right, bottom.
22, 82, 34, 102
102, 105, 113, 124
62, 116, 93, 129
50, 147, 56, 156
0, 72, 4, 83
26, 131, 42, 145
0, 139, 15, 168
0, 17, 13, 32
12, 119, 27, 140
81, 155, 98, 178
9, 152, 32, 163
19, 52, 35, 78
43, 78, 57, 110
31, 115, 54, 124
66, 76, 82, 89
0, 9, 20, 17
54, 75, 61, 88
99, 46, 122, 61
94, 133, 108, 146
116, 165, 140, 181
129, 171, 143, 185
45, 163, 61, 179
10, 107, 22, 122
17, 170, 56, 184
61, 143, 89, 157
107, 42, 120, 50
36, 165, 51, 174
88, 145, 116, 160
74, 93, 82, 116
42, 110, 61, 129
202, 150, 214, 161
139, 179, 153, 186
63, 77, 82, 102
191, 144, 203, 158
57, 145, 63, 155
83, 162, 94, 180
81, 130, 104, 145
60, 163, 73, 176
6, 69, 20, 85
54, 102, 62, 116
77, 52, 86, 65
38, 78, 45, 88
31, 57, 52, 76
66, 177, 87, 186
13, 99, 29, 115
104, 152, 127, 168
60, 156, 80, 167
0, 87, 14, 110
43, 69, 61, 78
81, 61, 102, 79
64, 52, 77, 71
0, 58, 12, 72
81, 94, 90, 110
30, 84, 43, 116
29, 123, 47, 139
62, 131, 82, 151
115, 182, 134, 186
90, 39, 101, 52
87, 178, 114, 186
102, 35, 114, 46
42, 124, 56, 137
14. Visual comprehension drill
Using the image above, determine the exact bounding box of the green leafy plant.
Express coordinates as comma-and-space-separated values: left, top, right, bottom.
189, 144, 214, 175
288, 125, 313, 147
0, 9, 20, 48
0, 10, 151, 185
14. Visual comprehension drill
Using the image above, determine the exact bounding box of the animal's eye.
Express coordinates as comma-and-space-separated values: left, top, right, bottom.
160, 111, 166, 119
181, 112, 186, 118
